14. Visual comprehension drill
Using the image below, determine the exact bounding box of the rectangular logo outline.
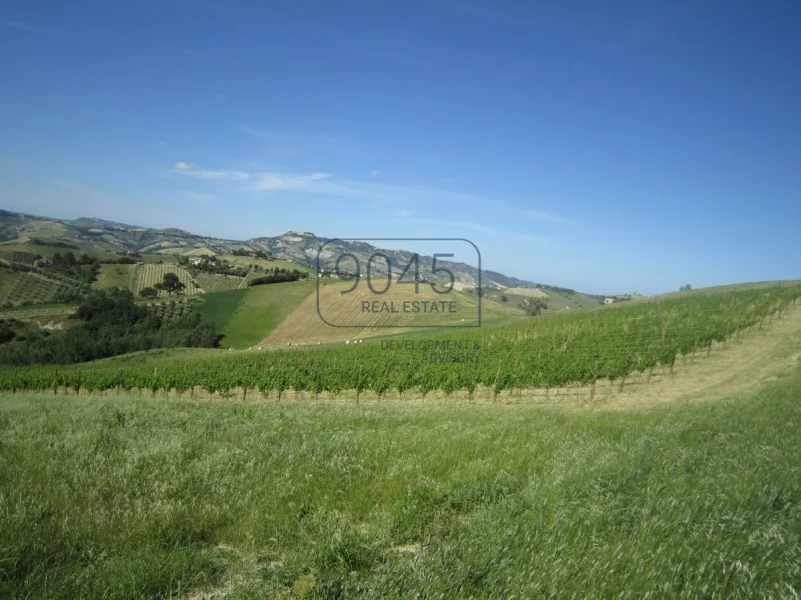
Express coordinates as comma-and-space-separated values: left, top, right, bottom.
315, 237, 482, 329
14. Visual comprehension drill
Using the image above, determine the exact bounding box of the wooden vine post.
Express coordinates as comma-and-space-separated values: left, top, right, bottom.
618, 360, 630, 392
589, 356, 600, 401
657, 298, 667, 343
493, 359, 502, 401
356, 364, 363, 404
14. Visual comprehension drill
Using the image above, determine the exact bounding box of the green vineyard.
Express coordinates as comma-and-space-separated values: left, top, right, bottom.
146, 298, 203, 320
0, 250, 38, 265
2, 284, 799, 395
194, 272, 249, 293
134, 264, 199, 297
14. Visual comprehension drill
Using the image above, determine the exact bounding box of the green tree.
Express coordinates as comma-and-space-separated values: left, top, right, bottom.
160, 273, 185, 296
521, 297, 548, 316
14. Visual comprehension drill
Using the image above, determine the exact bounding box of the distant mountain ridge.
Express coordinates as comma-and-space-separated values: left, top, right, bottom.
0, 209, 589, 294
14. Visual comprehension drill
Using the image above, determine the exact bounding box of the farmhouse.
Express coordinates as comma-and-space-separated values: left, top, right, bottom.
188, 256, 204, 266
604, 297, 614, 304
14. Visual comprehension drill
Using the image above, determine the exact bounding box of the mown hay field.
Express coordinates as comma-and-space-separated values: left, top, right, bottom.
264, 280, 521, 346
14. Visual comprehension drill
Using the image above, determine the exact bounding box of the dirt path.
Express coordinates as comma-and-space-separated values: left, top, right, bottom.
589, 304, 801, 411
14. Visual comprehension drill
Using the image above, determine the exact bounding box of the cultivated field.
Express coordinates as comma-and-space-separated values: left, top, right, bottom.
262, 281, 522, 346
195, 272, 250, 293
3, 362, 801, 598
224, 281, 317, 348
0, 304, 77, 320
195, 289, 248, 332
0, 271, 83, 306
2, 285, 801, 598
0, 249, 38, 264
92, 263, 138, 290
221, 255, 315, 275
134, 264, 199, 297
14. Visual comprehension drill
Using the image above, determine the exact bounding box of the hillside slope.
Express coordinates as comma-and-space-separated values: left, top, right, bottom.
0, 209, 608, 303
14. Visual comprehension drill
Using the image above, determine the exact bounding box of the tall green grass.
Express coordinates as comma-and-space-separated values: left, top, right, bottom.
195, 288, 247, 331
2, 368, 801, 598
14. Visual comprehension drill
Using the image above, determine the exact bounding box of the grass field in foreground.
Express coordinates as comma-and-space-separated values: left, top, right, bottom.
3, 366, 801, 599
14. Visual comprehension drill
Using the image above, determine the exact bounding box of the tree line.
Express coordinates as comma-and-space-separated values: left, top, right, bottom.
0, 288, 221, 365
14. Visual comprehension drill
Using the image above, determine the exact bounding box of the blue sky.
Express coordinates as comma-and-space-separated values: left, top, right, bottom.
1, 0, 800, 295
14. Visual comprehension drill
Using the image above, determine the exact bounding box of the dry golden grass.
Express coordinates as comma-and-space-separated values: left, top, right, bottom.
504, 287, 550, 298
262, 280, 485, 346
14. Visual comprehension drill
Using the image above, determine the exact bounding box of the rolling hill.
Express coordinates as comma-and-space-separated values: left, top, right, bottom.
0, 209, 610, 304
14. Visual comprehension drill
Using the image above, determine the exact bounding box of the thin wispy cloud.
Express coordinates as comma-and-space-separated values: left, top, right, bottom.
173, 163, 489, 206
257, 172, 331, 191
370, 170, 381, 177
169, 162, 572, 240
172, 162, 250, 180
522, 209, 571, 225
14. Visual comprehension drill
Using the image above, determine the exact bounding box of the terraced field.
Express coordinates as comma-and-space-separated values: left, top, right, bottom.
134, 264, 199, 297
